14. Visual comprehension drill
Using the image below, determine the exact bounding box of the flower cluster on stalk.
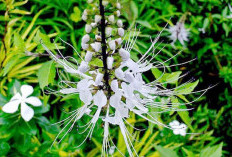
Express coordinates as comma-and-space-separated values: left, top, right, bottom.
41, 0, 207, 156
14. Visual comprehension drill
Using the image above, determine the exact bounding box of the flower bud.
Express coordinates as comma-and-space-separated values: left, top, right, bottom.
103, 1, 109, 6
111, 80, 118, 92
85, 24, 92, 33
82, 34, 90, 43
106, 27, 113, 36
116, 3, 121, 9
115, 38, 122, 45
87, 0, 93, 3
85, 51, 93, 62
119, 48, 130, 61
83, 9, 88, 16
117, 20, 123, 28
91, 23, 97, 28
81, 43, 89, 50
107, 56, 114, 69
95, 15, 102, 23
95, 72, 104, 86
115, 68, 125, 80
78, 61, 89, 73
91, 42, 101, 52
82, 14, 87, 21
118, 28, 125, 37
116, 10, 120, 17
108, 15, 115, 23
95, 35, 102, 41
108, 40, 116, 50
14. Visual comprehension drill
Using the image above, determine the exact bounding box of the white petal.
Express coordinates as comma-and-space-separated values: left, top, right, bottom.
25, 97, 42, 106
115, 68, 125, 80
95, 72, 104, 86
2, 100, 20, 113
21, 85, 33, 98
80, 90, 93, 105
85, 24, 92, 33
85, 51, 93, 62
110, 80, 118, 92
118, 28, 125, 37
110, 93, 121, 108
95, 15, 102, 23
173, 129, 180, 135
108, 15, 115, 23
107, 56, 114, 69
119, 48, 130, 61
21, 102, 34, 122
179, 130, 187, 136
11, 93, 22, 101
117, 20, 123, 27
108, 40, 116, 50
78, 61, 89, 73
93, 90, 107, 107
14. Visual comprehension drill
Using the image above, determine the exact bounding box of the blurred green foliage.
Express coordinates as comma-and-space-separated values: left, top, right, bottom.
0, 0, 231, 156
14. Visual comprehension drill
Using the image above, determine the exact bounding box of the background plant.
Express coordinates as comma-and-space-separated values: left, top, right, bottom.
0, 0, 231, 156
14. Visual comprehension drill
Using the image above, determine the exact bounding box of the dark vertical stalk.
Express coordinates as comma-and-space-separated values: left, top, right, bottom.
99, 0, 111, 97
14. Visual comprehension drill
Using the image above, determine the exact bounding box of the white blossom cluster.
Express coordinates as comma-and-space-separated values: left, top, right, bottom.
40, 0, 202, 156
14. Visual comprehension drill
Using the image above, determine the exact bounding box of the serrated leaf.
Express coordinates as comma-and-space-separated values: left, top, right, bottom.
155, 145, 179, 157
37, 61, 56, 90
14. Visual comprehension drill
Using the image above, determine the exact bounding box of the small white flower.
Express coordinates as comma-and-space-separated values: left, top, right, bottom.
118, 28, 125, 36
117, 20, 123, 28
87, 0, 93, 3
106, 27, 113, 36
82, 34, 90, 43
119, 48, 130, 61
107, 56, 114, 69
168, 21, 189, 46
2, 85, 42, 122
116, 2, 121, 9
115, 68, 125, 80
85, 24, 92, 33
116, 10, 120, 17
85, 51, 93, 62
95, 72, 104, 86
95, 15, 102, 23
115, 38, 122, 45
91, 42, 101, 52
82, 14, 87, 21
95, 35, 102, 41
78, 61, 89, 73
108, 40, 116, 50
103, 1, 109, 6
91, 22, 97, 28
169, 120, 187, 136
108, 15, 115, 23
81, 43, 89, 50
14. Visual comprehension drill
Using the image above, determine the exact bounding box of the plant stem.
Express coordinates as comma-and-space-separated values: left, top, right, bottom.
99, 0, 111, 97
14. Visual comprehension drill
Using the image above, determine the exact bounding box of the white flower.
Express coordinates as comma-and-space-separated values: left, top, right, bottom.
78, 61, 89, 73
2, 85, 42, 122
85, 51, 93, 62
168, 21, 189, 46
169, 120, 187, 136
116, 3, 121, 9
119, 48, 130, 61
118, 28, 125, 36
108, 15, 115, 23
107, 56, 114, 69
82, 34, 90, 43
95, 15, 102, 23
108, 40, 116, 50
95, 72, 104, 86
91, 22, 97, 28
116, 10, 120, 17
115, 38, 122, 45
117, 20, 123, 28
106, 27, 113, 36
91, 42, 101, 52
81, 43, 89, 50
85, 24, 92, 33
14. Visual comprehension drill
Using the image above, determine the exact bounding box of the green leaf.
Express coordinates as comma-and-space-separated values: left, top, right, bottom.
3, 55, 21, 76
70, 6, 81, 23
155, 145, 179, 157
37, 61, 56, 90
200, 143, 223, 157
0, 142, 10, 156
174, 80, 199, 95
14, 32, 26, 53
